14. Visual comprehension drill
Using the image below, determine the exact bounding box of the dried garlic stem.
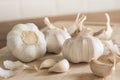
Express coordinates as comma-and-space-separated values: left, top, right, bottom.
44, 17, 56, 29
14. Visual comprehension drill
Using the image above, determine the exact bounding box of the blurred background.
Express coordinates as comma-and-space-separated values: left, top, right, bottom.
0, 0, 120, 22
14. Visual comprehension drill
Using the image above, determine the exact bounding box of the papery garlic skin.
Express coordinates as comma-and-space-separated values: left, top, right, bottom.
4, 60, 29, 70
44, 17, 71, 54
0, 67, 15, 78
90, 59, 114, 77
62, 29, 104, 63
49, 59, 70, 72
7, 23, 46, 62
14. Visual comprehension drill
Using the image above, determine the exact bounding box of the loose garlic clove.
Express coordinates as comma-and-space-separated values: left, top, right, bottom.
48, 59, 70, 72
4, 60, 29, 70
40, 59, 56, 69
93, 13, 113, 40
90, 59, 115, 77
0, 67, 15, 78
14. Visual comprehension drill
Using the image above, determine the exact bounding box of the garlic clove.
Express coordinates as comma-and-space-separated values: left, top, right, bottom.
40, 59, 56, 69
0, 67, 15, 79
48, 59, 70, 73
93, 13, 113, 40
90, 59, 115, 77
4, 60, 29, 70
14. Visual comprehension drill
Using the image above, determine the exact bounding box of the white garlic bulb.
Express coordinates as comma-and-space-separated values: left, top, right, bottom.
49, 59, 70, 72
93, 13, 113, 40
62, 17, 104, 63
7, 23, 46, 62
44, 17, 71, 54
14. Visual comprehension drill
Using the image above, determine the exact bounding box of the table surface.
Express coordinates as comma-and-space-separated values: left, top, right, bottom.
0, 21, 120, 80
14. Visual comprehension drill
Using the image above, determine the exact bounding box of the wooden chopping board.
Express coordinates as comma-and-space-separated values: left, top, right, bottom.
0, 21, 120, 80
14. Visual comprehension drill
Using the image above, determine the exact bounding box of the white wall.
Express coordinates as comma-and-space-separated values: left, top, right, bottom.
0, 0, 120, 22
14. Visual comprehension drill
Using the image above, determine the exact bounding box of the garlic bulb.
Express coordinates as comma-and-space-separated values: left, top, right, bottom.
44, 17, 71, 54
90, 59, 115, 77
49, 59, 70, 72
62, 17, 104, 63
93, 13, 113, 40
40, 59, 56, 69
7, 23, 46, 62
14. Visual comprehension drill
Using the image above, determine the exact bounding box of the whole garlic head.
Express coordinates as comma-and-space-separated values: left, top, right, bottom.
62, 34, 104, 63
7, 23, 46, 62
62, 24, 104, 63
44, 17, 71, 54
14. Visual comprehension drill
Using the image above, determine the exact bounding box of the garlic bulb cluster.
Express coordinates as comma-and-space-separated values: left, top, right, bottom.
7, 23, 46, 62
44, 17, 71, 54
93, 13, 113, 40
62, 16, 104, 63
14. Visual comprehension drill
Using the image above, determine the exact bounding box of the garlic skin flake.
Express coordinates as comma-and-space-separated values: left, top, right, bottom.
44, 17, 71, 54
0, 60, 29, 79
93, 13, 113, 40
90, 44, 117, 77
0, 67, 15, 79
90, 59, 114, 77
4, 60, 29, 70
40, 59, 56, 69
7, 23, 46, 62
49, 59, 70, 72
